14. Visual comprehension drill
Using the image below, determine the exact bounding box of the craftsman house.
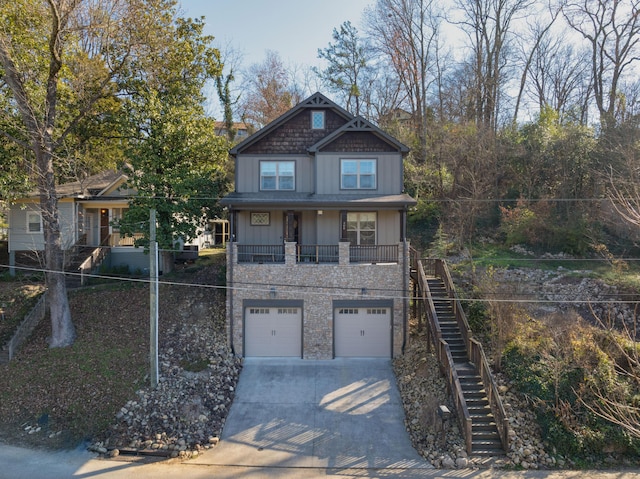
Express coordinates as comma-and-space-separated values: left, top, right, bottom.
6, 170, 150, 276
221, 92, 416, 359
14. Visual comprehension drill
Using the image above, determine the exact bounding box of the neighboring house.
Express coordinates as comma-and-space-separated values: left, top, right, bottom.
7, 170, 149, 275
221, 92, 417, 359
214, 121, 252, 141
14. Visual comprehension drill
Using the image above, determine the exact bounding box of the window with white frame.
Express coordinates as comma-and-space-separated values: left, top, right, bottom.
27, 212, 42, 233
346, 212, 376, 245
311, 111, 325, 129
260, 161, 295, 190
341, 159, 376, 189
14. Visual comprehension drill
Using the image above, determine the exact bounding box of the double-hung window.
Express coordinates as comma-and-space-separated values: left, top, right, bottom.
341, 159, 376, 189
27, 212, 42, 233
346, 212, 376, 245
260, 161, 295, 191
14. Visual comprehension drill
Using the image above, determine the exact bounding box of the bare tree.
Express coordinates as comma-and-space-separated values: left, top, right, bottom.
239, 50, 303, 128
512, 5, 562, 123
454, 0, 536, 131
527, 33, 592, 124
364, 0, 446, 163
562, 0, 640, 131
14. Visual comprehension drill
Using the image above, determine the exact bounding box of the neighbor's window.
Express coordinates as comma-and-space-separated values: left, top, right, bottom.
260, 161, 295, 190
311, 111, 325, 129
27, 212, 41, 233
341, 159, 376, 189
346, 212, 376, 245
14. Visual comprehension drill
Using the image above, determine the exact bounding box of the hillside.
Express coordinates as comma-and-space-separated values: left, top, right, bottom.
0, 253, 241, 456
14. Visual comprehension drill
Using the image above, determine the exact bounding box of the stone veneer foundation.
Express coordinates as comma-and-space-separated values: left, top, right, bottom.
226, 242, 411, 359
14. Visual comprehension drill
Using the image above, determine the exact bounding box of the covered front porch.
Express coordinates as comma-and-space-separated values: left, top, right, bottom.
233, 242, 402, 264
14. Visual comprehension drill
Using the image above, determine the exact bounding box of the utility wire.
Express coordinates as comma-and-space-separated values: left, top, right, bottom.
2, 263, 640, 305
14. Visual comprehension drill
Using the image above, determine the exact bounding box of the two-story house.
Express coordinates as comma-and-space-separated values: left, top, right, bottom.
221, 92, 416, 359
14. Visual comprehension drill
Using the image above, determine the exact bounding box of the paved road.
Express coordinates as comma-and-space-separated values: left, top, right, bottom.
1, 358, 640, 478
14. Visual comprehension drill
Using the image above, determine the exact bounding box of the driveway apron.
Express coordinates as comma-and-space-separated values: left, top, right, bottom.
193, 358, 433, 471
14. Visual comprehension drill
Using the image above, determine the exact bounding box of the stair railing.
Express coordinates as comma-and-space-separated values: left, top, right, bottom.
416, 257, 473, 454
434, 259, 510, 453
469, 338, 510, 451
79, 246, 109, 286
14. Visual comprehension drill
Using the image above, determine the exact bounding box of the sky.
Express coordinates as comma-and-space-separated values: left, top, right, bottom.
180, 0, 374, 69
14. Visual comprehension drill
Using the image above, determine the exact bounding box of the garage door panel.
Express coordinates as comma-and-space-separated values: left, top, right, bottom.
335, 307, 391, 358
245, 307, 302, 357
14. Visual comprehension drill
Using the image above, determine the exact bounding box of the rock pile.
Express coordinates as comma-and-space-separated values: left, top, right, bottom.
89, 281, 242, 457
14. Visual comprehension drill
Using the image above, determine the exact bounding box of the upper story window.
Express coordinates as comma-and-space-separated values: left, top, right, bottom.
27, 212, 42, 233
341, 159, 377, 189
311, 111, 325, 129
260, 161, 295, 191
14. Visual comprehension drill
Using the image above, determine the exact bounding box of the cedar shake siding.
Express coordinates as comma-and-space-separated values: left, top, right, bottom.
243, 110, 349, 155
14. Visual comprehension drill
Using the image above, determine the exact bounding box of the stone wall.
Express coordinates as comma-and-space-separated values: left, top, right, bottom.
227, 242, 411, 359
2, 294, 46, 362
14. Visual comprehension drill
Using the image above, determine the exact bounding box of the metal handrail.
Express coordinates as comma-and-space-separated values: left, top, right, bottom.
296, 244, 339, 263
236, 244, 285, 263
349, 244, 398, 263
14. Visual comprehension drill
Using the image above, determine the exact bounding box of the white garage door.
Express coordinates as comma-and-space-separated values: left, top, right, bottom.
335, 307, 391, 357
245, 307, 302, 357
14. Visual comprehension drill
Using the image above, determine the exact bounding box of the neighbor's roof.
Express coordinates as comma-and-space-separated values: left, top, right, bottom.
20, 170, 126, 199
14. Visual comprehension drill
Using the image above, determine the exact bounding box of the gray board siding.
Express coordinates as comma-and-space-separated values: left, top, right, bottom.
233, 152, 403, 196
315, 152, 403, 195
236, 155, 313, 194
9, 202, 75, 252
238, 209, 400, 245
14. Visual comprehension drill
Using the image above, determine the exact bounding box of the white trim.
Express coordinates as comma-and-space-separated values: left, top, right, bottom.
26, 211, 42, 233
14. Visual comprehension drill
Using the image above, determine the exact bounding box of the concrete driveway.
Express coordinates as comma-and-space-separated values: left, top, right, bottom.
192, 358, 433, 472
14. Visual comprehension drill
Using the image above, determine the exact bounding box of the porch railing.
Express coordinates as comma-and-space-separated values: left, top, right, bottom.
237, 244, 285, 263
235, 243, 400, 264
296, 244, 339, 263
108, 232, 145, 247
349, 244, 398, 264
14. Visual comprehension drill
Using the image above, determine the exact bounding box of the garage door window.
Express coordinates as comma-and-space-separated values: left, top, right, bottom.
367, 308, 387, 315
249, 308, 269, 314
338, 308, 358, 314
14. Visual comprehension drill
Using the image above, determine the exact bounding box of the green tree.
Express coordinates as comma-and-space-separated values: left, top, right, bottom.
315, 21, 373, 116
0, 0, 145, 347
117, 16, 229, 273
0, 0, 220, 347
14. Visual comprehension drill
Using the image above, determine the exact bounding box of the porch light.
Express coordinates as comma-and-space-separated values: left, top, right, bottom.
269, 287, 277, 299
361, 288, 367, 296
317, 210, 323, 215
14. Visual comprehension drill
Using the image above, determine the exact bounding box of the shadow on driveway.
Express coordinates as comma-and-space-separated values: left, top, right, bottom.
192, 358, 433, 472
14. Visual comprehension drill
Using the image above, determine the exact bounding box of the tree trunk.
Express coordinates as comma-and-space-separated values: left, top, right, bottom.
39, 152, 76, 348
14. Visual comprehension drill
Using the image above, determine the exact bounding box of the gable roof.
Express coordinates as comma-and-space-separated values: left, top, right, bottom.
229, 92, 352, 156
19, 170, 127, 199
308, 116, 409, 154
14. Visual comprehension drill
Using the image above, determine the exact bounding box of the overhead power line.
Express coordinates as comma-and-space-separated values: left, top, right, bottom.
2, 263, 640, 305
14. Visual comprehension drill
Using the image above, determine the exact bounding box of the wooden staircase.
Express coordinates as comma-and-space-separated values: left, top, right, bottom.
425, 275, 506, 457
